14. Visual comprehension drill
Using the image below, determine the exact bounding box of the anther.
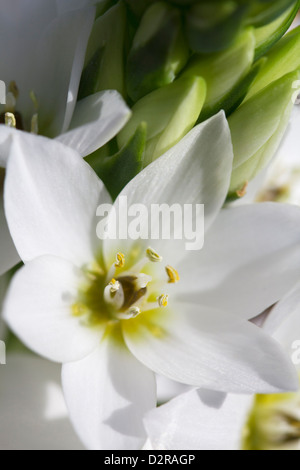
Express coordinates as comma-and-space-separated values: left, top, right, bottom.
158, 294, 169, 308
166, 266, 180, 284
5, 112, 16, 128
115, 252, 125, 268
128, 306, 141, 318
146, 247, 163, 263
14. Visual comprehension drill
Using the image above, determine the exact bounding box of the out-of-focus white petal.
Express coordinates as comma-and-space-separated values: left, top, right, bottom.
144, 390, 253, 450
0, 353, 84, 450
62, 327, 156, 450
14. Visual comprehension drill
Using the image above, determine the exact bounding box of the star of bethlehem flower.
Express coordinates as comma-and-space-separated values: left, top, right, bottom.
144, 270, 300, 451
3, 112, 300, 450
144, 384, 300, 451
0, 0, 131, 276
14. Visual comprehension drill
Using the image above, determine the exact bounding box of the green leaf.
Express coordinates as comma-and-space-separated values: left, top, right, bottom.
254, 0, 300, 60
126, 1, 189, 102
78, 1, 127, 99
86, 124, 147, 200
228, 71, 300, 196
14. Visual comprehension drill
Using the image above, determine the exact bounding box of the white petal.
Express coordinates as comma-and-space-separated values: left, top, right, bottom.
123, 302, 299, 394
3, 256, 103, 363
104, 112, 233, 266
262, 283, 300, 370
62, 327, 156, 450
4, 133, 111, 266
156, 375, 191, 405
0, 185, 20, 276
144, 390, 253, 450
0, 353, 84, 450
34, 7, 95, 136
177, 203, 300, 319
57, 91, 131, 157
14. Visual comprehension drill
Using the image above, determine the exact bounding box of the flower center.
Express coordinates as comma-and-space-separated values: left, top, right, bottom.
243, 392, 300, 450
72, 246, 180, 327
0, 81, 39, 134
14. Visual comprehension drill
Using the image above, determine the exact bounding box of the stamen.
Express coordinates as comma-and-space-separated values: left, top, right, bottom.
116, 306, 141, 320
236, 181, 248, 198
5, 112, 16, 128
158, 294, 169, 308
5, 92, 17, 113
146, 247, 163, 263
166, 265, 180, 284
129, 306, 141, 317
31, 113, 39, 134
30, 91, 39, 111
9, 81, 19, 99
115, 252, 125, 268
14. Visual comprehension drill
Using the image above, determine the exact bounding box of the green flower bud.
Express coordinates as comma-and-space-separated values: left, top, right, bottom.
124, 0, 154, 19
126, 1, 189, 102
185, 1, 249, 53
183, 29, 255, 118
118, 75, 206, 165
228, 71, 300, 197
253, 0, 300, 60
247, 0, 298, 27
247, 25, 300, 100
78, 1, 127, 99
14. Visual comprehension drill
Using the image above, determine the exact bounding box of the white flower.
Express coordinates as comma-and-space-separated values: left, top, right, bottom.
0, 353, 84, 450
0, 0, 131, 275
0, 0, 130, 147
144, 383, 300, 450
3, 112, 300, 450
